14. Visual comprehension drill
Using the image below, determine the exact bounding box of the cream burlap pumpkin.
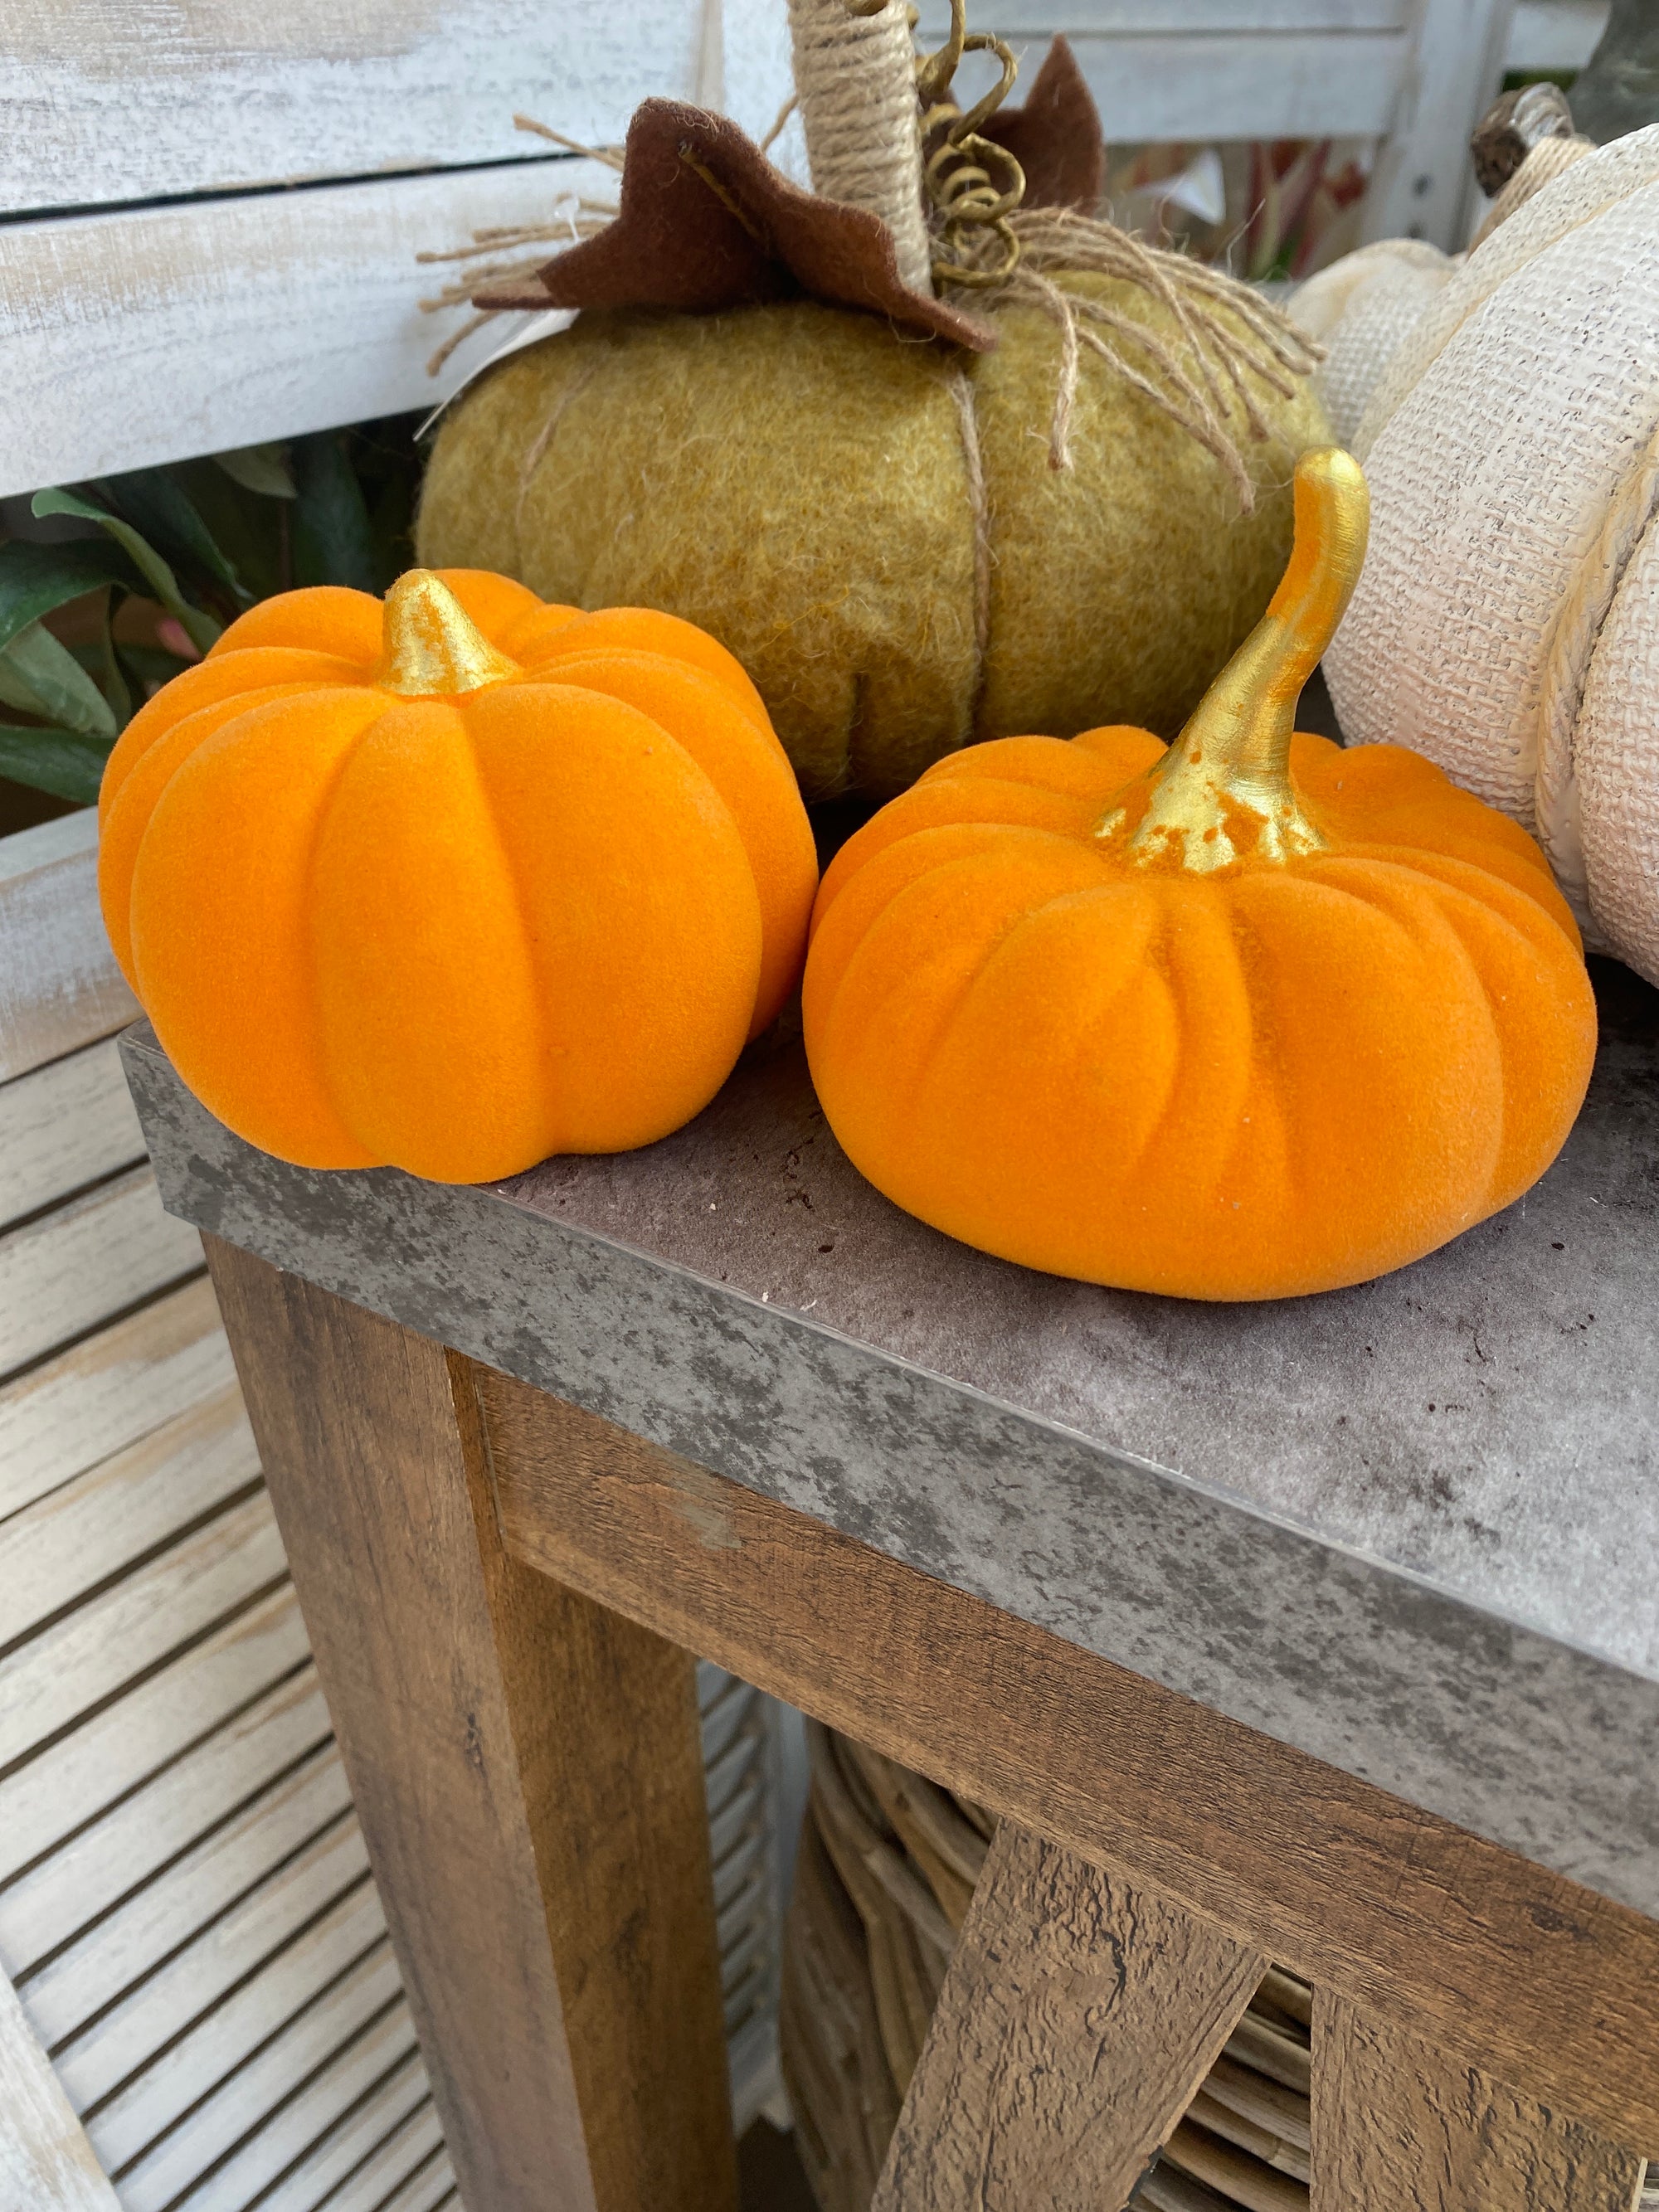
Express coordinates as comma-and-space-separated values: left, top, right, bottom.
1323, 127, 1659, 984
1289, 238, 1457, 447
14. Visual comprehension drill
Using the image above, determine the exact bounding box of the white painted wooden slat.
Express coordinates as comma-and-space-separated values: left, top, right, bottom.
255, 2073, 440, 2212
320, 2110, 449, 2212
165, 1997, 421, 2212
110, 1940, 402, 2212
1506, 0, 1606, 72
1, 154, 617, 499
0, 816, 136, 1087
1363, 0, 1513, 247
0, 1278, 234, 1525
80, 1883, 387, 2176
0, 1038, 145, 1236
374, 2152, 457, 2212
0, 1969, 119, 2212
0, 1492, 287, 1772
0, 1584, 307, 1884
20, 1746, 354, 2047
1052, 28, 1408, 139
0, 1387, 260, 1650
917, 1, 1408, 26
0, 1667, 331, 1976
52, 1818, 371, 2112
0, 1165, 203, 1383
2, 1, 710, 216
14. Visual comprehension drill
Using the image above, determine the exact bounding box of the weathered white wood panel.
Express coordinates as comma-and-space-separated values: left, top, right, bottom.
1364, 0, 1515, 246
0, 1165, 202, 1382
0, 1492, 286, 1768
251, 2061, 438, 2212
918, 0, 1408, 28
111, 1940, 403, 2212
0, 1038, 145, 1236
166, 1998, 422, 2212
1048, 29, 1408, 139
0, 1971, 119, 2212
0, 1583, 307, 1883
0, 1277, 235, 1524
0, 814, 136, 1087
52, 1816, 372, 2112
1506, 0, 1606, 70
80, 1882, 389, 2177
2, 0, 713, 216
0, 1387, 259, 1649
21, 1748, 354, 2049
375, 2152, 459, 2212
317, 2103, 449, 2212
2, 154, 618, 499
0, 1666, 330, 1976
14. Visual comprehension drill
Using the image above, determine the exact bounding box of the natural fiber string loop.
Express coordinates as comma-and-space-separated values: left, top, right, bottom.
417, 116, 619, 375
786, 0, 934, 294
1533, 413, 1659, 936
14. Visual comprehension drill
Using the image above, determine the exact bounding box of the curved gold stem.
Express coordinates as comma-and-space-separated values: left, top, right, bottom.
1100, 447, 1370, 871
377, 570, 521, 698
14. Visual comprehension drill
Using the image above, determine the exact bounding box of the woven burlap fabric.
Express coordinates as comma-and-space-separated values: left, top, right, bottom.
1323, 130, 1659, 985
1579, 507, 1659, 980
1289, 241, 1456, 448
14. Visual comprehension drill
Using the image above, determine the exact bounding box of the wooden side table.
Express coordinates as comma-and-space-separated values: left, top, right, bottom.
122, 961, 1659, 2212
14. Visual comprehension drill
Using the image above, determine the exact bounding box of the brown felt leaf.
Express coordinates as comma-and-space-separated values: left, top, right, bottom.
474, 99, 995, 348
472, 45, 1105, 345
981, 39, 1105, 212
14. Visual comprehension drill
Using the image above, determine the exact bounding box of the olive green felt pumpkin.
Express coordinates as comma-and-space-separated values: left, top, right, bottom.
417, 35, 1328, 800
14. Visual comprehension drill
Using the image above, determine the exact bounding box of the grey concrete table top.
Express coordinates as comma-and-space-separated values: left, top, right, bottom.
124, 955, 1659, 1919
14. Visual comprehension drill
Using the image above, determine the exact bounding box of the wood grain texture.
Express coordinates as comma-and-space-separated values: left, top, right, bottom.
0, 1582, 308, 1882
0, 815, 136, 1086
0, 1164, 203, 1382
0, 1665, 330, 1976
2, 154, 611, 499
0, 1490, 286, 1767
0, 1969, 118, 2212
478, 1375, 1659, 2148
1311, 1991, 1647, 2211
109, 1938, 403, 2212
2, 0, 713, 213
206, 1240, 737, 2212
0, 1036, 144, 1234
0, 1276, 234, 1524
874, 1822, 1264, 2212
81, 1879, 387, 2172
0, 1384, 259, 1649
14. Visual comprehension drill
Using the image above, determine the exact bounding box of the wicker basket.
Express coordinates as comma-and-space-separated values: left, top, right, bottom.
780, 1723, 1311, 2212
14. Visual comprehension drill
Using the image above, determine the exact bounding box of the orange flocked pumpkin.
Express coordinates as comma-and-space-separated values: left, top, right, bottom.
804, 450, 1597, 1300
100, 568, 818, 1183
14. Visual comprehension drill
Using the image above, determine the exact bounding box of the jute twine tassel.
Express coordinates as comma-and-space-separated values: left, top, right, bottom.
787, 0, 935, 296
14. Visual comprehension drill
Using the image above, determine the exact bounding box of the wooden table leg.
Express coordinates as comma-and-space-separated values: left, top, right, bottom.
871, 1821, 1267, 2211
205, 1239, 737, 2212
1311, 1989, 1646, 2211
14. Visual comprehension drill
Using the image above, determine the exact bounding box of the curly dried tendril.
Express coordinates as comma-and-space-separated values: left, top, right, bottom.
915, 0, 1024, 287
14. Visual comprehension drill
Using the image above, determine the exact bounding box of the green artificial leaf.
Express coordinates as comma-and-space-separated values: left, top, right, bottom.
292, 431, 382, 594
94, 469, 248, 603
117, 641, 192, 701
214, 442, 298, 498
80, 601, 133, 728
0, 538, 145, 656
0, 726, 113, 805
32, 487, 222, 655
173, 459, 289, 604
0, 623, 119, 739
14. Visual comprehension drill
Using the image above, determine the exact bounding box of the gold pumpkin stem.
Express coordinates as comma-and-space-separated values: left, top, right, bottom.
378, 570, 521, 697
1102, 447, 1370, 872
